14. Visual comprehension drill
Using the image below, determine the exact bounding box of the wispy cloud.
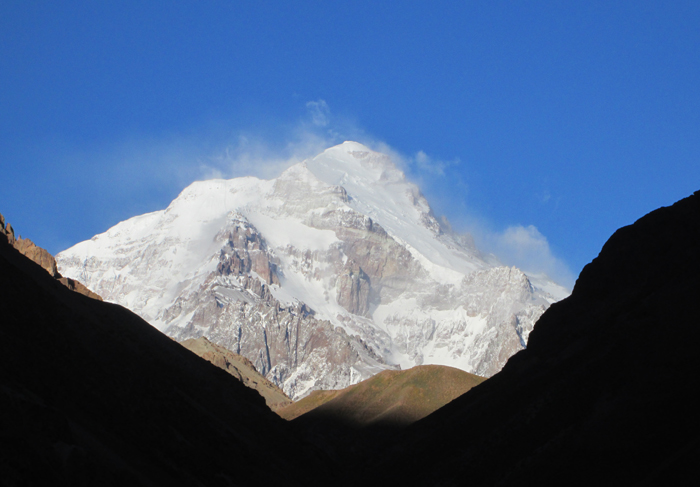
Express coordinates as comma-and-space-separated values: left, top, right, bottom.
488, 224, 574, 289
305, 99, 331, 127
411, 150, 460, 176
197, 110, 344, 182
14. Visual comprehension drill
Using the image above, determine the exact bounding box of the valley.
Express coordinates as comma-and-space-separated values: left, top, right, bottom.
2, 161, 699, 486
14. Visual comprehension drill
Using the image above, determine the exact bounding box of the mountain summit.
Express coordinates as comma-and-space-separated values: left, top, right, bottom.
58, 142, 568, 399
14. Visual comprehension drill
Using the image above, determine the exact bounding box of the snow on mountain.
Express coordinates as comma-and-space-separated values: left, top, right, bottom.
57, 141, 569, 399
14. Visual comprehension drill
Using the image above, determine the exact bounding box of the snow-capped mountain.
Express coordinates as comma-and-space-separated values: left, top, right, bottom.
57, 142, 569, 399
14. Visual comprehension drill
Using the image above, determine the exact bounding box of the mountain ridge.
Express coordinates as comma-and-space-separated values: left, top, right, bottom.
1, 212, 101, 301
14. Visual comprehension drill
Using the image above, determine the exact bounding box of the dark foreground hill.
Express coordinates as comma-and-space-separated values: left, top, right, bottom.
366, 190, 700, 486
0, 222, 328, 486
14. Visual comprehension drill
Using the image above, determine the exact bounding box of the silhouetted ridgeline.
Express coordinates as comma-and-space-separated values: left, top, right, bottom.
0, 212, 101, 300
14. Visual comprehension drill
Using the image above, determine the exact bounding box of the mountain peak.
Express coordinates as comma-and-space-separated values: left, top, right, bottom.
309, 141, 405, 186
57, 142, 566, 399
323, 140, 374, 156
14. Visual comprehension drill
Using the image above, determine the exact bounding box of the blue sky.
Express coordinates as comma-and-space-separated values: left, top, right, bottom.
1, 1, 699, 288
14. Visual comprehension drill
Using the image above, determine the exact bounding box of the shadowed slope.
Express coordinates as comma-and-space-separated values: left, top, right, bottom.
0, 231, 327, 486
180, 336, 292, 411
372, 190, 700, 486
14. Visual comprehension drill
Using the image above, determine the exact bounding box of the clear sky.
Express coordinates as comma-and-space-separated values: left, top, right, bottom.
2, 1, 699, 288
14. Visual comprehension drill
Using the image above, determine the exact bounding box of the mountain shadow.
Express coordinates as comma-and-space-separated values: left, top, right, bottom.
362, 190, 700, 486
0, 222, 329, 486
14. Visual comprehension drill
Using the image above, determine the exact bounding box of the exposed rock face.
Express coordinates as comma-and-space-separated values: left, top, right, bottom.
13, 237, 61, 277
167, 263, 388, 400
0, 212, 101, 301
215, 216, 280, 285
1, 213, 16, 246
336, 263, 371, 316
57, 142, 568, 399
180, 336, 292, 411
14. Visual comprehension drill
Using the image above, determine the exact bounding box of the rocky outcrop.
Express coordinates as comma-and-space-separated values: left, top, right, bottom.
0, 212, 101, 301
0, 213, 16, 245
336, 262, 371, 316
215, 215, 280, 285
57, 276, 103, 300
13, 237, 60, 277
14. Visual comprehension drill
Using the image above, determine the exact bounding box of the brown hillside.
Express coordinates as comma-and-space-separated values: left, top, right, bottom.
289, 364, 485, 426
277, 389, 343, 420
180, 336, 292, 411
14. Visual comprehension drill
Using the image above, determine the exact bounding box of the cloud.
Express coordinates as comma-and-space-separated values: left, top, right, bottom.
360, 144, 460, 178
410, 150, 460, 176
201, 134, 301, 181
489, 224, 574, 289
198, 125, 343, 182
306, 99, 331, 127
194, 99, 373, 182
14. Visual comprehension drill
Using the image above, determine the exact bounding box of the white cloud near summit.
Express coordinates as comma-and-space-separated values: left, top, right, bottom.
411, 150, 460, 176
306, 99, 331, 127
491, 224, 574, 289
